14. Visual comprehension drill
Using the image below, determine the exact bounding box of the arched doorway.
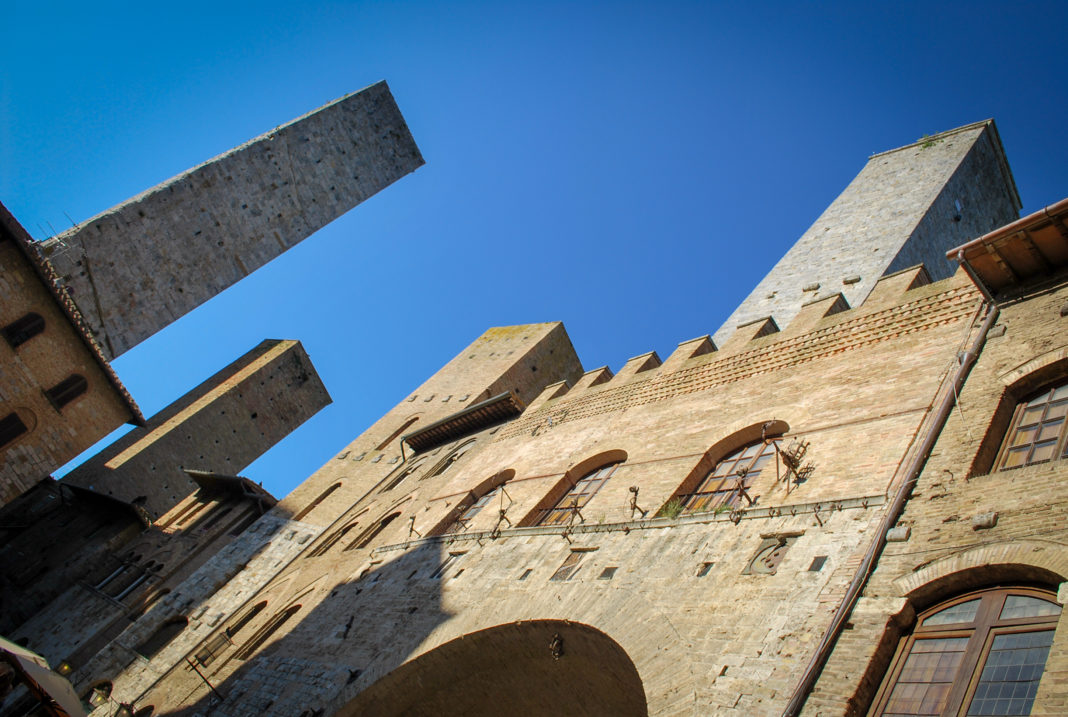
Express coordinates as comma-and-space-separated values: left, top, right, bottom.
338, 620, 647, 716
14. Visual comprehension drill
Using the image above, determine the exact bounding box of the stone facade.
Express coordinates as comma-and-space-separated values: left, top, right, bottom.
713, 121, 1019, 347
118, 263, 1029, 717
63, 339, 331, 521
42, 81, 424, 359
7, 111, 1068, 717
0, 204, 140, 506
0, 86, 424, 717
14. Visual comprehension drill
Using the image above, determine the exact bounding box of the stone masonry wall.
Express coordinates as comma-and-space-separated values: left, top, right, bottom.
125, 270, 988, 716
0, 239, 132, 503
42, 81, 424, 358
713, 121, 1019, 347
274, 322, 584, 532
76, 512, 323, 712
807, 268, 1068, 716
64, 339, 330, 520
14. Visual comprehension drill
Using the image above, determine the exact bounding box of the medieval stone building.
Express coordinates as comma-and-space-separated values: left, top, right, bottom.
2, 91, 1067, 717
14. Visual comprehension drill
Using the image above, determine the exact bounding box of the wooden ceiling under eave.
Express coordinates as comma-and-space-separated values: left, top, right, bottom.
950, 197, 1068, 293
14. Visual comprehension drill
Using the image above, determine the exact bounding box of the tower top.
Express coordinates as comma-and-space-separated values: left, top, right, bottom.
713, 119, 1020, 346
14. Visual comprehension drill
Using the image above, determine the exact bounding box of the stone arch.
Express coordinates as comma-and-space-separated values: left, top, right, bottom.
518, 449, 628, 527
892, 539, 1068, 606
849, 542, 1068, 715
380, 458, 427, 492
293, 482, 342, 522
429, 469, 516, 536
661, 419, 790, 512
999, 345, 1068, 389
375, 413, 422, 451
968, 345, 1068, 475
336, 620, 648, 717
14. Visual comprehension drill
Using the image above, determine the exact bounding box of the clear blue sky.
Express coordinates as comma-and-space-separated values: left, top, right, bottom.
3, 1, 1066, 498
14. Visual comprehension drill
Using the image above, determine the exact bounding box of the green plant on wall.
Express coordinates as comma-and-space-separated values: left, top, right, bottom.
657, 497, 684, 519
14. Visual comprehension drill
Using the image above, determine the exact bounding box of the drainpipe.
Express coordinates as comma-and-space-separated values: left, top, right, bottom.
781, 256, 998, 717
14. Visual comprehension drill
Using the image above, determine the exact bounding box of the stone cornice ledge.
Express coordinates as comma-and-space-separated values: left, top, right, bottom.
372, 493, 887, 555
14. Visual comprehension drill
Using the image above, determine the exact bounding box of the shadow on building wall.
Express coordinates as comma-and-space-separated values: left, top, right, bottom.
155, 538, 648, 717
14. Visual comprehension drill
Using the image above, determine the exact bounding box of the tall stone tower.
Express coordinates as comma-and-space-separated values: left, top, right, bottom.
42, 81, 423, 359
63, 339, 330, 520
713, 120, 1020, 345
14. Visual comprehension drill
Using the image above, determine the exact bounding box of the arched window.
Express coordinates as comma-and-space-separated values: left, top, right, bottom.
0, 412, 29, 448
227, 601, 268, 639
995, 379, 1068, 470
44, 374, 88, 411
308, 520, 361, 557
233, 605, 301, 660
375, 416, 420, 451
427, 440, 476, 479
134, 617, 188, 659
679, 437, 779, 514
869, 586, 1061, 716
293, 482, 341, 521
346, 512, 400, 551
1, 312, 45, 348
381, 460, 424, 493
535, 461, 622, 527
447, 487, 502, 534
197, 506, 234, 533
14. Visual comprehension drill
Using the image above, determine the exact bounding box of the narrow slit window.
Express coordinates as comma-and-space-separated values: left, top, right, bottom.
1, 313, 45, 348
44, 374, 88, 410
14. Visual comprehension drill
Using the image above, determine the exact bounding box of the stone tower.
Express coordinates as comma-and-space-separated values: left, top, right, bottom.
62, 339, 330, 520
42, 81, 424, 359
713, 120, 1020, 345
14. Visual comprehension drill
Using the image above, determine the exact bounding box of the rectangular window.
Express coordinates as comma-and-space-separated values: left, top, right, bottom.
44, 374, 88, 410
431, 552, 465, 579
550, 549, 596, 581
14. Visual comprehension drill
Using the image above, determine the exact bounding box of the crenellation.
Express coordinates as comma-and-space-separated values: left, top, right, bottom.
6, 112, 1068, 717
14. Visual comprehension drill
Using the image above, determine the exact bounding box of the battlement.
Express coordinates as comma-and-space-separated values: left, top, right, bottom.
505, 264, 976, 431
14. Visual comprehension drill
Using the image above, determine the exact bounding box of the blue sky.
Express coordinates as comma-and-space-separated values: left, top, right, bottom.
3, 1, 1067, 498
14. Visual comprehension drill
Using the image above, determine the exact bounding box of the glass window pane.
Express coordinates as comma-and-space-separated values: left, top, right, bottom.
1008, 427, 1033, 448
1010, 426, 1037, 447
884, 637, 968, 715
1045, 399, 1068, 421
750, 453, 775, 471
1026, 389, 1052, 407
923, 599, 981, 626
1000, 596, 1061, 620
1020, 405, 1046, 425
966, 630, 1054, 716
1050, 385, 1068, 401
1030, 440, 1057, 463
1002, 447, 1030, 469
1037, 418, 1064, 443
740, 443, 761, 458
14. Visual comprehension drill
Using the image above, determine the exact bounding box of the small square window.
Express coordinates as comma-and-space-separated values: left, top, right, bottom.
598, 567, 618, 580
518, 568, 533, 581
550, 549, 595, 581
431, 552, 465, 579
808, 556, 828, 572
696, 562, 715, 577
